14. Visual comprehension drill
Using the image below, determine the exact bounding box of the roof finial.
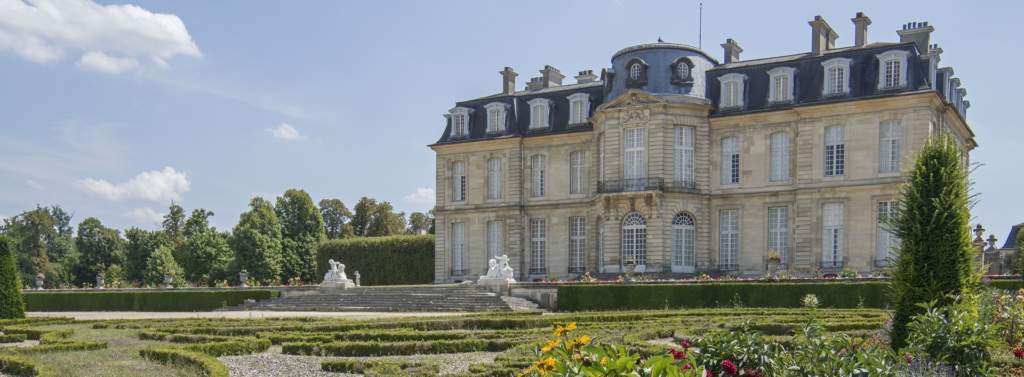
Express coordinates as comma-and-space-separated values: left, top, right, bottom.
658, 37, 664, 43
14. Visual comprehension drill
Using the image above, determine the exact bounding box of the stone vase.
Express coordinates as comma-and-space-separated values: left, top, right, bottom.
624, 263, 636, 275
96, 276, 104, 289
239, 272, 248, 288
767, 262, 781, 274
164, 274, 173, 289
35, 278, 43, 291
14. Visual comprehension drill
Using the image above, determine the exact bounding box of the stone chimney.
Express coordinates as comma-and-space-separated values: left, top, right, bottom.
898, 22, 934, 54
575, 70, 598, 84
808, 16, 838, 55
526, 77, 544, 91
540, 65, 564, 88
500, 67, 518, 95
851, 12, 871, 47
720, 39, 743, 63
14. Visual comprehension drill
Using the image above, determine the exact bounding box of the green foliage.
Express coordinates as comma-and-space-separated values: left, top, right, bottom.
887, 132, 979, 350
0, 333, 27, 343
557, 283, 892, 311
408, 212, 431, 235
321, 359, 439, 375
1, 326, 72, 340
180, 338, 271, 356
22, 290, 277, 312
144, 245, 184, 287
365, 201, 405, 237
0, 235, 25, 319
175, 209, 232, 284
139, 346, 229, 377
351, 197, 377, 236
17, 207, 52, 283
124, 227, 171, 283
692, 321, 784, 375
319, 198, 354, 240
162, 201, 186, 246
275, 189, 326, 282
73, 217, 124, 284
0, 353, 57, 377
316, 235, 434, 285
905, 298, 1002, 375
282, 338, 513, 356
0, 206, 77, 287
230, 197, 283, 284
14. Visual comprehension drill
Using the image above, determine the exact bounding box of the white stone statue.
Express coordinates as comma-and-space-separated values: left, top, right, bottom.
323, 259, 349, 282
480, 254, 515, 282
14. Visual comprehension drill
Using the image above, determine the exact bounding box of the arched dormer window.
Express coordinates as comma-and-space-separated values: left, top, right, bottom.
876, 50, 909, 90
567, 93, 591, 126
717, 73, 747, 109
624, 58, 649, 88
448, 107, 473, 139
483, 102, 508, 134
767, 67, 796, 104
671, 57, 694, 86
527, 98, 553, 130
821, 58, 852, 96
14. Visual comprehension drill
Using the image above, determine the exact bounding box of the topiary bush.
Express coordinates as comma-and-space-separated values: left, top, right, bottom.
316, 235, 433, 285
0, 235, 25, 319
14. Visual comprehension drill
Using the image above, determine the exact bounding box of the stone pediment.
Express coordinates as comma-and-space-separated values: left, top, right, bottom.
596, 89, 668, 111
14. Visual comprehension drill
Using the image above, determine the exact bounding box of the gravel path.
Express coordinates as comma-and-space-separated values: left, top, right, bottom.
27, 311, 465, 320
219, 346, 498, 377
0, 340, 39, 348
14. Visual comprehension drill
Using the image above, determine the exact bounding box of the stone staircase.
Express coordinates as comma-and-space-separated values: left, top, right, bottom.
225, 285, 539, 312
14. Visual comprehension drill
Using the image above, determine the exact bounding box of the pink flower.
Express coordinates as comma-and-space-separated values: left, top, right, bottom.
721, 359, 738, 375
903, 354, 912, 364
682, 364, 693, 370
668, 349, 686, 360
680, 342, 691, 348
706, 371, 712, 377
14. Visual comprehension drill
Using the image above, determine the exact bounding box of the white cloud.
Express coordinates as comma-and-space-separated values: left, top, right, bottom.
0, 215, 8, 224
403, 188, 435, 204
0, 0, 201, 72
73, 167, 189, 202
75, 51, 139, 74
121, 207, 164, 224
26, 179, 45, 190
267, 123, 306, 141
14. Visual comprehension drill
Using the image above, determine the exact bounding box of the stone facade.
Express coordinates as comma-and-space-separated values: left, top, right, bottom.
430, 15, 976, 283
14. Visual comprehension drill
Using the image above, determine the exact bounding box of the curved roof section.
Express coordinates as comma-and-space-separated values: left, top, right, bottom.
612, 42, 719, 65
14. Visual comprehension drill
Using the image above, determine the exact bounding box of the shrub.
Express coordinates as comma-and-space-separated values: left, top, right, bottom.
0, 333, 27, 343
321, 359, 440, 375
1, 327, 72, 341
0, 236, 25, 319
282, 339, 513, 356
557, 283, 891, 311
0, 353, 57, 377
180, 338, 271, 356
139, 346, 229, 377
316, 235, 433, 285
905, 298, 1002, 375
22, 290, 278, 312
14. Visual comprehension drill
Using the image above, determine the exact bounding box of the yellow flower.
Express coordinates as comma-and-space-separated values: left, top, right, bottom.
538, 357, 556, 375
553, 322, 578, 337
600, 357, 607, 365
575, 334, 591, 345
541, 339, 561, 352
517, 364, 537, 377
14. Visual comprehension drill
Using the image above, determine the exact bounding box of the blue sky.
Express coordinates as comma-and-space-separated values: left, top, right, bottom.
1, 0, 1021, 243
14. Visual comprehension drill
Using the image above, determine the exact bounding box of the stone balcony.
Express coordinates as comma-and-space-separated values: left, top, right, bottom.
597, 178, 698, 194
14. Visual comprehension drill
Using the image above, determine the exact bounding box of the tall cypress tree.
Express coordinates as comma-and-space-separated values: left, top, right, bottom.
0, 236, 26, 319
887, 132, 978, 350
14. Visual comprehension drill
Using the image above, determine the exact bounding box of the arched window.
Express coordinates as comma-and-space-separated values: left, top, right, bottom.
671, 213, 696, 273
630, 63, 642, 80
677, 63, 689, 80
621, 213, 647, 266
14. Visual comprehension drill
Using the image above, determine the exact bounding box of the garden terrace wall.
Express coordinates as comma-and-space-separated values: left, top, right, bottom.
22, 290, 279, 312
316, 235, 434, 286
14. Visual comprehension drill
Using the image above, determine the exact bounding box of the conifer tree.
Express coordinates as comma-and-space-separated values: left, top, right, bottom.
0, 236, 26, 319
887, 132, 978, 350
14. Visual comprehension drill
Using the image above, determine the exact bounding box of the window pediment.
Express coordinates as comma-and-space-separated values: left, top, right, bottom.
767, 67, 796, 104
717, 73, 747, 110
821, 58, 852, 96
567, 93, 591, 126
483, 102, 509, 134
527, 98, 554, 131
448, 106, 474, 139
876, 50, 910, 91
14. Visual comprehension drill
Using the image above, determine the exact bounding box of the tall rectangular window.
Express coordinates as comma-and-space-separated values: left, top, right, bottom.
879, 121, 902, 173
488, 109, 501, 133
827, 67, 844, 94
531, 155, 546, 197
719, 210, 739, 270
599, 134, 605, 182
531, 105, 546, 129
824, 126, 845, 177
487, 221, 502, 261
530, 219, 546, 274
452, 161, 466, 202
572, 100, 586, 124
822, 203, 844, 268
674, 126, 695, 188
876, 201, 898, 266
723, 81, 739, 107
452, 223, 466, 275
487, 158, 502, 199
453, 114, 466, 136
773, 75, 789, 102
624, 128, 646, 182
721, 137, 739, 185
770, 132, 790, 182
570, 151, 586, 194
768, 207, 788, 265
884, 59, 901, 88
569, 217, 585, 273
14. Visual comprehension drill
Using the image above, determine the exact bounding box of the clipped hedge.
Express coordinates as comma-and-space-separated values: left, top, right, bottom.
0, 333, 26, 343
321, 359, 439, 374
1, 327, 72, 341
0, 353, 57, 377
316, 235, 433, 285
22, 290, 278, 312
283, 339, 513, 356
557, 282, 893, 312
181, 338, 271, 357
139, 346, 229, 377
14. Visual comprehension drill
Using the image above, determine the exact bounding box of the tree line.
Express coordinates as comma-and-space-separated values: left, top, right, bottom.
0, 189, 435, 287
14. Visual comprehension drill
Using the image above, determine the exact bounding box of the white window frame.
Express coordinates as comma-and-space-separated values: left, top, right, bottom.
718, 73, 747, 108
487, 158, 502, 200
879, 121, 902, 173
569, 217, 585, 273
487, 220, 502, 261
629, 63, 642, 80
876, 50, 909, 90
599, 134, 605, 182
452, 161, 466, 202
621, 213, 647, 266
768, 207, 788, 266
822, 203, 844, 268
767, 67, 795, 103
671, 213, 696, 273
530, 219, 546, 274
527, 98, 552, 130
821, 58, 852, 96
531, 155, 546, 197
721, 137, 740, 185
770, 132, 790, 182
448, 107, 473, 138
719, 210, 739, 270
824, 126, 845, 177
570, 151, 586, 195
876, 201, 898, 266
567, 93, 590, 125
483, 102, 506, 133
452, 223, 466, 275
674, 126, 695, 188
623, 128, 646, 187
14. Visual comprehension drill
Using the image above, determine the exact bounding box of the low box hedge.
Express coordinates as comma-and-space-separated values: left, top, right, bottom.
139, 346, 229, 377
316, 235, 434, 285
282, 339, 514, 356
0, 334, 27, 343
0, 353, 57, 377
557, 282, 892, 312
1, 327, 72, 341
321, 359, 439, 374
181, 339, 271, 357
22, 290, 279, 312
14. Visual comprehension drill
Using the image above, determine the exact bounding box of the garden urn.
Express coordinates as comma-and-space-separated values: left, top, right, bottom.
96, 275, 104, 289
239, 271, 249, 288
624, 262, 636, 275
35, 277, 43, 290
164, 274, 173, 289
767, 261, 781, 273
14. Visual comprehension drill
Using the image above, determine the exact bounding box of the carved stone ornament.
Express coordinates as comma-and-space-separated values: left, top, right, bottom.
619, 109, 650, 124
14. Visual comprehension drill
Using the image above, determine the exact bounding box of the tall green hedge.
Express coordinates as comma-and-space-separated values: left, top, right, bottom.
0, 235, 25, 319
22, 290, 278, 312
557, 283, 892, 312
316, 235, 433, 286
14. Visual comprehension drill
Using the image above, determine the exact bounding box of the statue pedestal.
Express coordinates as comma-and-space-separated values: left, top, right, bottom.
477, 278, 514, 296
319, 280, 355, 294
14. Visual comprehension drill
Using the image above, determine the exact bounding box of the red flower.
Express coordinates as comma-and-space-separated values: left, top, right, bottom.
706, 371, 712, 377
668, 349, 686, 360
680, 342, 691, 348
1013, 347, 1024, 359
721, 360, 738, 375
682, 364, 693, 370
903, 354, 912, 364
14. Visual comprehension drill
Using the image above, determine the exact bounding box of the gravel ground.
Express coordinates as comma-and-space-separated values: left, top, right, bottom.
27, 311, 465, 320
0, 340, 39, 348
219, 346, 498, 377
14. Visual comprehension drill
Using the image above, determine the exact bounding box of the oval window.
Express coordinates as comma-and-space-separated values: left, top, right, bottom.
677, 63, 689, 79
630, 63, 642, 80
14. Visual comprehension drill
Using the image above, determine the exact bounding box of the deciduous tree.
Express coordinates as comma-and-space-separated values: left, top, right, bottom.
351, 197, 376, 236
365, 201, 405, 237
145, 245, 184, 287
408, 212, 430, 235
175, 209, 232, 285
319, 198, 354, 239
124, 228, 171, 283
275, 189, 326, 282
74, 217, 124, 284
230, 197, 283, 284
162, 201, 186, 246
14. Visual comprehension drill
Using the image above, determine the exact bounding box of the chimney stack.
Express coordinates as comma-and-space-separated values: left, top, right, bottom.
898, 21, 934, 54
851, 12, 872, 47
808, 16, 839, 55
526, 77, 544, 91
720, 38, 743, 63
500, 67, 518, 95
540, 65, 564, 88
575, 70, 598, 84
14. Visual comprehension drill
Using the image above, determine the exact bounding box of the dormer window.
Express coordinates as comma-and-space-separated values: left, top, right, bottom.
483, 102, 507, 134
448, 107, 473, 139
718, 73, 747, 109
671, 57, 694, 86
624, 58, 649, 88
876, 50, 909, 90
567, 93, 590, 126
821, 58, 852, 96
767, 67, 795, 104
527, 98, 553, 130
